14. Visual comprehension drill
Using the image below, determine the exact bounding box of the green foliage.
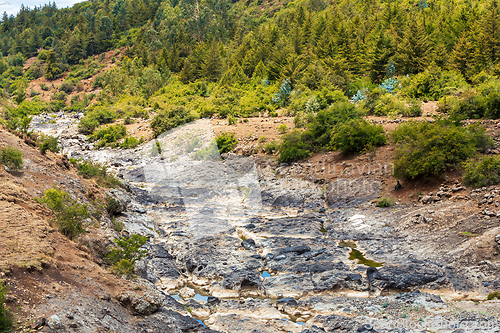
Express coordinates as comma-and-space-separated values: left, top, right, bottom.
400, 66, 469, 101
193, 141, 220, 161
72, 160, 121, 188
377, 197, 395, 208
0, 281, 12, 332
330, 119, 387, 155
446, 79, 500, 119
277, 123, 288, 134
106, 197, 120, 216
120, 136, 142, 149
215, 132, 238, 154
79, 107, 117, 135
0, 146, 23, 170
227, 115, 237, 125
112, 217, 124, 233
45, 51, 63, 81
392, 121, 491, 179
278, 130, 311, 163
40, 188, 90, 240
303, 102, 364, 148
488, 292, 500, 300
371, 93, 406, 117
463, 156, 500, 188
38, 135, 60, 155
106, 234, 148, 277
263, 140, 279, 154
150, 106, 195, 138
90, 124, 127, 149
59, 80, 75, 94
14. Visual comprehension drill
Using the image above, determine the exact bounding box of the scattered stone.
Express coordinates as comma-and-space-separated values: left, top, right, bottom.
116, 289, 165, 315
241, 238, 256, 251
207, 296, 220, 306
47, 315, 63, 330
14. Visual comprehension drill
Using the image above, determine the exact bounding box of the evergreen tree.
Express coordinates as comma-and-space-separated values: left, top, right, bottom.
45, 50, 62, 80
451, 32, 473, 79
396, 15, 432, 74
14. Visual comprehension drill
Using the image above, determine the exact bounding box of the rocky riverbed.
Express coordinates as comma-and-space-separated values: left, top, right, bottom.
28, 113, 500, 332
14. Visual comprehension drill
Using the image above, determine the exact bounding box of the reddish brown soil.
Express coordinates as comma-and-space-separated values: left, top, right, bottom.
0, 126, 139, 330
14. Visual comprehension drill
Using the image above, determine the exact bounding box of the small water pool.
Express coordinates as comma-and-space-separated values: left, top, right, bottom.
339, 241, 384, 267
193, 294, 209, 302
195, 319, 207, 327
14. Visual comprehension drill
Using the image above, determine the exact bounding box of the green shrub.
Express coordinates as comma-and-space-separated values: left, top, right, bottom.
106, 234, 148, 277
330, 119, 386, 154
0, 281, 12, 332
78, 107, 117, 134
392, 121, 491, 179
303, 102, 364, 148
400, 66, 469, 101
52, 91, 67, 102
402, 100, 423, 117
277, 123, 288, 134
216, 132, 238, 154
120, 136, 142, 149
263, 140, 279, 154
106, 197, 120, 215
372, 93, 406, 117
278, 130, 311, 163
90, 124, 127, 148
0, 146, 23, 170
227, 115, 237, 125
40, 188, 90, 240
463, 156, 500, 188
73, 160, 121, 188
150, 106, 195, 137
124, 117, 134, 125
487, 292, 500, 300
193, 141, 220, 161
377, 196, 395, 208
38, 135, 60, 155
59, 80, 75, 94
112, 217, 124, 232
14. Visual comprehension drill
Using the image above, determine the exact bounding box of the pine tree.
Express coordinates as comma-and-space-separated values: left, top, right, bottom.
64, 29, 84, 64
451, 32, 473, 78
396, 15, 432, 74
201, 42, 223, 82
253, 60, 267, 79
481, 0, 500, 64
45, 50, 62, 80
368, 30, 394, 82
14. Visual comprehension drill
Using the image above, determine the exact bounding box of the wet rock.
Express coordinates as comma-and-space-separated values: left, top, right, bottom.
241, 238, 256, 250
280, 245, 311, 255
276, 297, 298, 307
370, 262, 447, 290
221, 269, 262, 291
147, 308, 219, 333
264, 273, 315, 298
179, 287, 196, 299
207, 296, 220, 306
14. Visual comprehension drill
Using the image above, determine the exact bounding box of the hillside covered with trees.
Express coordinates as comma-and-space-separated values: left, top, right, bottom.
1, 0, 500, 179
